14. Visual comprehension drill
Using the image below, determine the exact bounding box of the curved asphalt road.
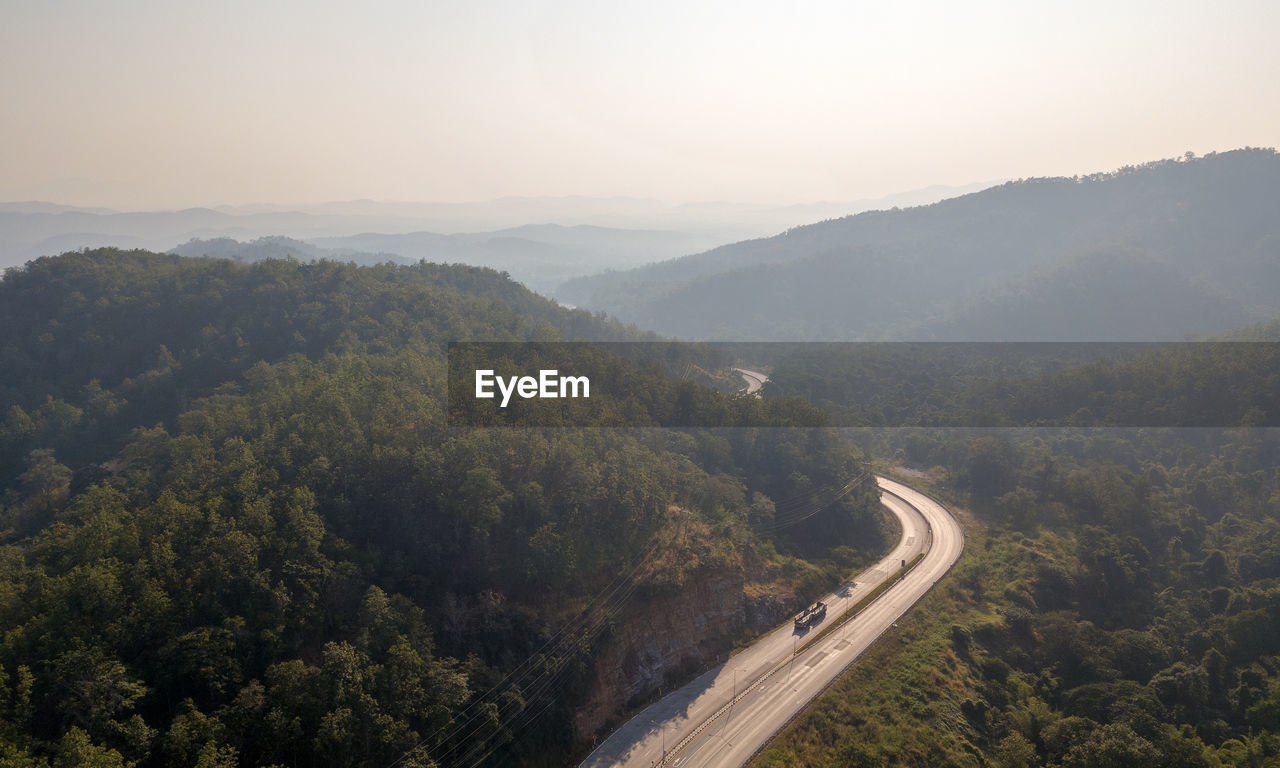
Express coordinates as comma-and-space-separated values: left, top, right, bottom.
733, 368, 768, 396
579, 477, 964, 768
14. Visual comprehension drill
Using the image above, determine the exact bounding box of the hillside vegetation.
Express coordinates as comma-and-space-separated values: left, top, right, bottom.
756, 424, 1280, 768
763, 340, 1280, 427
0, 250, 883, 767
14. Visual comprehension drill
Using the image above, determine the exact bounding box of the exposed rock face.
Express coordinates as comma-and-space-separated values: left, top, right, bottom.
743, 590, 802, 634
573, 568, 808, 739
574, 569, 742, 739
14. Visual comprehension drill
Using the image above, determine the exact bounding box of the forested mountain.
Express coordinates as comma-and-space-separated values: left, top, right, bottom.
557, 149, 1280, 340
0, 250, 883, 767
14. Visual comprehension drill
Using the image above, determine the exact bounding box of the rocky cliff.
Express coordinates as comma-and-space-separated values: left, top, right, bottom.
573, 566, 809, 739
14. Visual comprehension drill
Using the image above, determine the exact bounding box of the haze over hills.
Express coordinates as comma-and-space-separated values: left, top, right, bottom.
310, 225, 731, 294
208, 185, 997, 234
164, 228, 728, 295
0, 183, 993, 293
557, 149, 1280, 341
0, 209, 723, 295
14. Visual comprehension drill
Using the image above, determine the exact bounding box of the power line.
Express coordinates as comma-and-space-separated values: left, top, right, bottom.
752, 469, 873, 532
387, 533, 669, 768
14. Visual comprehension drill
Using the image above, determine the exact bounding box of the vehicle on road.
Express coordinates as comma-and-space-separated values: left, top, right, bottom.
793, 601, 827, 630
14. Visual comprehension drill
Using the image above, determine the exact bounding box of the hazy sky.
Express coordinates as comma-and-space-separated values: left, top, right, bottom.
3, 0, 1277, 209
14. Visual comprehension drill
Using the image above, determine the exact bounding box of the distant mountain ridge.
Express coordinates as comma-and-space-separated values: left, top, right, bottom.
557, 149, 1280, 341
313, 225, 738, 294
0, 184, 995, 292
162, 228, 726, 294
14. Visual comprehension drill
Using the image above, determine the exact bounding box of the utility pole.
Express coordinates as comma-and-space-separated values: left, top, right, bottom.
842, 589, 849, 640
650, 719, 666, 765
788, 634, 797, 682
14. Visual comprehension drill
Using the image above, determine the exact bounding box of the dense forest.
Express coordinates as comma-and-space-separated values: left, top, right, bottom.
557, 149, 1280, 341
0, 250, 884, 767
763, 341, 1280, 427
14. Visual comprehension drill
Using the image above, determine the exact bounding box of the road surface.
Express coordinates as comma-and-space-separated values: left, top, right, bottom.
733, 368, 768, 396
579, 477, 963, 768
